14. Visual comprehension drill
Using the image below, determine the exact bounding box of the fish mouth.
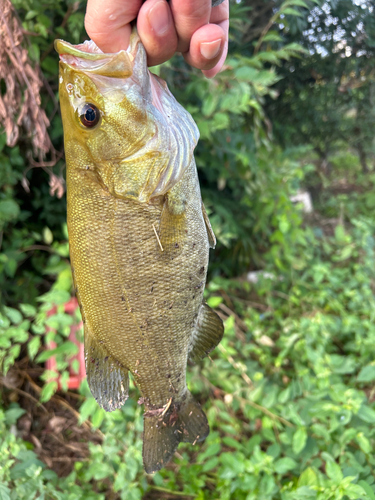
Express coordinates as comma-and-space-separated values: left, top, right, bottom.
54, 31, 140, 78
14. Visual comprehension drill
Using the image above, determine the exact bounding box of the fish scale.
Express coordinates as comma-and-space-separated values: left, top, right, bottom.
56, 29, 224, 473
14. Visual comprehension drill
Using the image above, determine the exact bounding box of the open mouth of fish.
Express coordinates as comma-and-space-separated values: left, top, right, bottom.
55, 33, 170, 118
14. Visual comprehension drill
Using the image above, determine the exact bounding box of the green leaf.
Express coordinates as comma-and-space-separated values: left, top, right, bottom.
202, 94, 218, 117
358, 480, 375, 500
262, 31, 283, 43
37, 289, 70, 305
39, 381, 58, 402
9, 451, 45, 479
0, 313, 10, 329
31, 322, 46, 335
279, 215, 291, 234
3, 306, 22, 325
0, 337, 11, 348
0, 200, 20, 222
234, 66, 259, 81
45, 313, 74, 329
281, 7, 303, 16
202, 457, 219, 472
0, 133, 6, 152
4, 259, 17, 278
28, 336, 41, 361
5, 407, 26, 425
222, 436, 244, 451
357, 365, 375, 382
274, 457, 297, 474
325, 461, 343, 483
293, 427, 308, 454
25, 10, 37, 19
28, 43, 40, 63
19, 303, 37, 317
298, 467, 319, 487
91, 407, 105, 428
43, 227, 53, 245
207, 296, 223, 308
37, 13, 51, 29
199, 442, 222, 461
36, 341, 78, 363
334, 225, 346, 244
0, 484, 11, 500
345, 483, 367, 500
356, 432, 371, 454
357, 405, 375, 423
79, 397, 98, 423
6, 326, 28, 343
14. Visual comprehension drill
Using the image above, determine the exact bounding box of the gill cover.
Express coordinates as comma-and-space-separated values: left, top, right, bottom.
55, 31, 199, 202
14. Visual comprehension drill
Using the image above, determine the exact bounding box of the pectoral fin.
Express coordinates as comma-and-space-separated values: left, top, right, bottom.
85, 326, 129, 412
158, 190, 187, 254
201, 202, 216, 249
188, 303, 224, 363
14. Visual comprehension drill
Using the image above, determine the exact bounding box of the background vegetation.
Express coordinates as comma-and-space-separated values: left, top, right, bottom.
1, 0, 375, 498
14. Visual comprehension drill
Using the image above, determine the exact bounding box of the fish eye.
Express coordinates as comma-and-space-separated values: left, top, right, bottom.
79, 103, 100, 128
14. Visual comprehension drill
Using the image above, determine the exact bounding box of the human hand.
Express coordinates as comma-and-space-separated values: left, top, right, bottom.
85, 0, 229, 78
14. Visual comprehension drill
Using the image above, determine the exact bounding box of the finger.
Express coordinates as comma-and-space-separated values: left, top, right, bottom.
85, 0, 142, 53
202, 37, 228, 78
202, 20, 229, 78
182, 23, 226, 72
137, 0, 178, 67
169, 0, 211, 53
201, 1, 229, 77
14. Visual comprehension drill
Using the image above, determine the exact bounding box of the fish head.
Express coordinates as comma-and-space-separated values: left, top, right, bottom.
55, 34, 154, 164
55, 32, 199, 201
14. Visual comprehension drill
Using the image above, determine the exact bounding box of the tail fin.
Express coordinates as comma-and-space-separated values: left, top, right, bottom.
178, 391, 209, 444
142, 390, 209, 474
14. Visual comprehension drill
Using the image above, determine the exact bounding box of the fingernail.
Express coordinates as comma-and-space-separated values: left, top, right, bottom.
148, 1, 170, 36
200, 39, 222, 60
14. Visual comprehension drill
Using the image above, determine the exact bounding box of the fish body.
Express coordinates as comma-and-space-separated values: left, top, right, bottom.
56, 32, 223, 473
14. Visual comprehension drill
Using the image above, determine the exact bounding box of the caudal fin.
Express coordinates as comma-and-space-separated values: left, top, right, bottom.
142, 391, 209, 474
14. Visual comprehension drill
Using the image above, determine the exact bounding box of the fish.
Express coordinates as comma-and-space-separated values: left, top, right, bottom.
55, 30, 224, 473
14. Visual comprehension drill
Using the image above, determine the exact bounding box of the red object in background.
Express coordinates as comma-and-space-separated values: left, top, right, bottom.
45, 297, 86, 390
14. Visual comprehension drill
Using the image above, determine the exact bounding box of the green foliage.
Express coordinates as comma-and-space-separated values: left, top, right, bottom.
0, 402, 145, 499
267, 0, 375, 173
1, 0, 375, 499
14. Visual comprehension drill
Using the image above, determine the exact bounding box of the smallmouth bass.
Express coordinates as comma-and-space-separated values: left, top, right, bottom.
55, 30, 224, 473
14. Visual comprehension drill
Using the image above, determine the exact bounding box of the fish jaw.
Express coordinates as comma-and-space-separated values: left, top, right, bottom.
56, 32, 199, 203
54, 35, 136, 78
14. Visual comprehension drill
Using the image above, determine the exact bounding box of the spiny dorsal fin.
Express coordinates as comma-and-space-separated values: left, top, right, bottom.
188, 303, 224, 363
85, 325, 129, 412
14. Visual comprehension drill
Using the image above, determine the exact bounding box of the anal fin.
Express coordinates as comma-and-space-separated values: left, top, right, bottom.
85, 326, 129, 412
188, 303, 224, 363
201, 202, 216, 249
